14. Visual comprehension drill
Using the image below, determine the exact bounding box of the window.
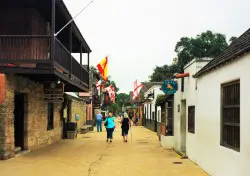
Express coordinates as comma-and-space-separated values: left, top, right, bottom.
221, 80, 240, 151
188, 106, 195, 133
166, 100, 174, 136
47, 103, 54, 130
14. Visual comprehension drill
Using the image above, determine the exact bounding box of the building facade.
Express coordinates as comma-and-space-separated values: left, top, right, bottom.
193, 28, 250, 176
160, 28, 250, 176
0, 0, 91, 159
0, 75, 63, 159
143, 85, 163, 136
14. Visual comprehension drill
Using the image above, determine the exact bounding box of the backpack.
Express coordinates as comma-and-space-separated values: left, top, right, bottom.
104, 118, 108, 126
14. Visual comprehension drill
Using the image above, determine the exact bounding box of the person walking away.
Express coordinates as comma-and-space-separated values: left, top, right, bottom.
96, 111, 103, 132
133, 115, 139, 126
128, 111, 133, 120
104, 112, 116, 142
121, 113, 131, 142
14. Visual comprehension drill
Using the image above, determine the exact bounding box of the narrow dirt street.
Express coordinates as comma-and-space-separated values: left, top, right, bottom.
0, 120, 208, 176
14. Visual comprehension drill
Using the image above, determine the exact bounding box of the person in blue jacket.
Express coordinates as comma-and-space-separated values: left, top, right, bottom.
104, 112, 116, 142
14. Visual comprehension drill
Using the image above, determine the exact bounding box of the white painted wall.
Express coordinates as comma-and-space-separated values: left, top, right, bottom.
156, 106, 161, 122
144, 85, 164, 122
171, 59, 210, 161
196, 53, 250, 176
161, 135, 174, 149
173, 78, 182, 151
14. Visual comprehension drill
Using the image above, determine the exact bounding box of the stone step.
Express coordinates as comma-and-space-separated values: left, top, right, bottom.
15, 150, 30, 158
14, 147, 22, 153
175, 150, 188, 159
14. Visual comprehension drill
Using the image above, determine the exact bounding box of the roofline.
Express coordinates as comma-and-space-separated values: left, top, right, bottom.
144, 85, 161, 95
184, 58, 213, 70
194, 28, 250, 78
194, 48, 250, 78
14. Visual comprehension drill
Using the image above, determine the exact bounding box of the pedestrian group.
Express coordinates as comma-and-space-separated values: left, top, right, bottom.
95, 111, 132, 142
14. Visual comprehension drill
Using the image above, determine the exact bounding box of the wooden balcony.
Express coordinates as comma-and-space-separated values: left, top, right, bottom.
0, 35, 89, 92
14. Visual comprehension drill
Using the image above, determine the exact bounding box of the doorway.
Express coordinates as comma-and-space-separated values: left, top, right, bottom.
180, 99, 187, 153
14, 93, 25, 151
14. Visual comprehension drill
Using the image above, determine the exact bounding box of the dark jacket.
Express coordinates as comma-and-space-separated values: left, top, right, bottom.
121, 118, 130, 131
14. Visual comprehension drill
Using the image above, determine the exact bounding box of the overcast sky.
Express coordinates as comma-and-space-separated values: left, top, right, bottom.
63, 0, 250, 93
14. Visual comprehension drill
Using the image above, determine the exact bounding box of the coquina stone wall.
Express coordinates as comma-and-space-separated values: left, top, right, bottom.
70, 98, 87, 131
0, 74, 63, 160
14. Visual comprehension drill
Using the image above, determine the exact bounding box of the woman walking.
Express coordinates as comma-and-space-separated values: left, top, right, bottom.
104, 112, 116, 142
121, 113, 131, 142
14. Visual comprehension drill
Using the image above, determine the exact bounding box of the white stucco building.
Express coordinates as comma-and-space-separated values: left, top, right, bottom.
193, 28, 250, 176
160, 58, 211, 151
161, 28, 250, 176
143, 84, 163, 133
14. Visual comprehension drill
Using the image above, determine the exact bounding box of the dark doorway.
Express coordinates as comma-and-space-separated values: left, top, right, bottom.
180, 99, 187, 153
14, 93, 25, 150
153, 111, 157, 132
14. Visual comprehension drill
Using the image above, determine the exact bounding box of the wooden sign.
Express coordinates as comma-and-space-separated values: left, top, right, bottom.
44, 95, 64, 103
44, 82, 64, 95
161, 80, 178, 95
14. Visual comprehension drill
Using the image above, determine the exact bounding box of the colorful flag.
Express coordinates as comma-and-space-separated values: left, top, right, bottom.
105, 85, 116, 103
97, 56, 108, 81
96, 80, 101, 95
133, 80, 143, 100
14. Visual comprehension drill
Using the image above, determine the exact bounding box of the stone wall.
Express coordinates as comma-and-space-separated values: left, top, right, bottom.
70, 99, 87, 131
0, 75, 63, 160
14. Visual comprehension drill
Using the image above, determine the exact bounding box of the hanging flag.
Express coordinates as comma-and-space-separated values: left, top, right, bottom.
105, 85, 116, 103
96, 80, 101, 95
97, 56, 108, 81
133, 80, 143, 100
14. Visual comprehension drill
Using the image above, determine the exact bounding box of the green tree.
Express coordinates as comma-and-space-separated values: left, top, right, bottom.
175, 30, 228, 72
89, 66, 119, 92
229, 36, 237, 44
149, 30, 228, 82
116, 93, 130, 108
109, 103, 121, 114
103, 76, 119, 93
89, 66, 100, 86
149, 63, 179, 82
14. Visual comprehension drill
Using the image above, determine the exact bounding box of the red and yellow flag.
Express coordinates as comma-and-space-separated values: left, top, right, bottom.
97, 56, 108, 81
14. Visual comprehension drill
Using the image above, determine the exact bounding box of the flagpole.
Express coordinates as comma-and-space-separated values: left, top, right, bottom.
55, 1, 94, 37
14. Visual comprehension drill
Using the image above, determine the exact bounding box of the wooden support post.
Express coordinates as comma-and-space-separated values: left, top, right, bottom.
161, 103, 166, 136
51, 0, 56, 62
80, 43, 83, 82
69, 24, 72, 78
87, 53, 90, 71
87, 53, 90, 88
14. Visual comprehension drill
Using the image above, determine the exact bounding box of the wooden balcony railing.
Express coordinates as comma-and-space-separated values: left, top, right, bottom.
0, 35, 50, 62
55, 38, 89, 87
0, 35, 89, 88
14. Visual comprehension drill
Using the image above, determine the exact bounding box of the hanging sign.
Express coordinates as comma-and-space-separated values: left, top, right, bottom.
44, 82, 64, 95
161, 80, 178, 95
